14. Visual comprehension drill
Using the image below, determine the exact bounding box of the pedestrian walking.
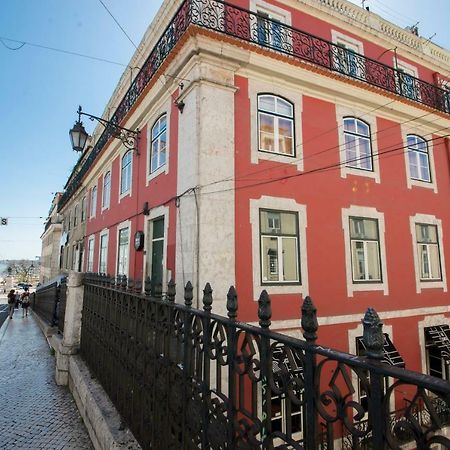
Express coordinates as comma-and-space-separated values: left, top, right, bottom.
15, 290, 21, 309
7, 289, 15, 319
21, 288, 30, 318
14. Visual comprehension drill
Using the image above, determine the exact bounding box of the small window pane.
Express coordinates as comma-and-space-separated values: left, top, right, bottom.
153, 218, 164, 239
357, 121, 369, 136
259, 95, 276, 112
409, 151, 419, 179
276, 98, 293, 116
366, 241, 381, 280
282, 237, 299, 281
262, 236, 279, 281
344, 118, 356, 133
259, 113, 275, 151
429, 245, 441, 279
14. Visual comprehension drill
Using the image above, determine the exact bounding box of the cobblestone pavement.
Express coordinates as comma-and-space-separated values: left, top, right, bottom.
0, 302, 93, 450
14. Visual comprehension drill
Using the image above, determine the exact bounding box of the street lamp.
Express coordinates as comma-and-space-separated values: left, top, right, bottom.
69, 106, 139, 154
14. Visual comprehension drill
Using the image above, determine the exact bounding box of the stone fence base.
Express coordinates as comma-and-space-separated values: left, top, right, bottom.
32, 309, 140, 450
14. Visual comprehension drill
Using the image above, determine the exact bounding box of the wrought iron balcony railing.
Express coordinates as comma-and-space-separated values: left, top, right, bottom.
59, 0, 450, 209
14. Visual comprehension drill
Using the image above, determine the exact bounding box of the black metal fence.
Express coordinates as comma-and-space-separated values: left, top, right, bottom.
80, 274, 450, 449
33, 281, 67, 332
59, 0, 450, 210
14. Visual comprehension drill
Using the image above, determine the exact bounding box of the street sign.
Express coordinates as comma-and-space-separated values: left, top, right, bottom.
0, 218, 7, 226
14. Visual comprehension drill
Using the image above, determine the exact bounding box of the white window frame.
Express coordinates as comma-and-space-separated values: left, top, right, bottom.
87, 235, 95, 273
250, 196, 308, 299
410, 214, 447, 293
119, 150, 133, 200
98, 229, 109, 275
260, 209, 300, 284
336, 106, 380, 183
116, 221, 131, 277
143, 205, 169, 290
149, 114, 167, 174
331, 31, 365, 79
342, 206, 388, 296
102, 170, 111, 211
257, 94, 295, 157
146, 98, 171, 184
90, 185, 97, 219
402, 125, 437, 193
249, 79, 303, 170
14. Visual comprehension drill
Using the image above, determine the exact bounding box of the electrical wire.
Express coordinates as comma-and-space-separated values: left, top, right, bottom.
97, 0, 140, 52
0, 36, 128, 67
196, 131, 450, 196
200, 106, 443, 192
0, 39, 25, 50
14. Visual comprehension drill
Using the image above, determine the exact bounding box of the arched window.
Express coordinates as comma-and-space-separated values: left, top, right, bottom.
343, 117, 373, 171
150, 114, 167, 173
258, 94, 294, 156
121, 151, 132, 195
103, 171, 111, 208
407, 135, 431, 182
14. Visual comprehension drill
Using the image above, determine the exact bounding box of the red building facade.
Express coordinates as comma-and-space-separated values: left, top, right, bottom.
55, 0, 450, 391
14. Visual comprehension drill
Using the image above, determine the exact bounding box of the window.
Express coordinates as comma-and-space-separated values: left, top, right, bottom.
270, 345, 303, 438
349, 217, 381, 282
120, 151, 132, 195
148, 217, 165, 286
407, 135, 431, 183
90, 186, 97, 218
424, 326, 450, 380
256, 10, 283, 49
67, 211, 72, 231
87, 237, 95, 272
396, 65, 417, 101
117, 227, 129, 276
102, 171, 111, 209
150, 115, 167, 173
81, 196, 86, 222
99, 233, 108, 274
343, 118, 373, 171
260, 209, 299, 284
73, 205, 78, 227
334, 42, 361, 79
416, 224, 441, 281
258, 95, 294, 156
72, 244, 77, 271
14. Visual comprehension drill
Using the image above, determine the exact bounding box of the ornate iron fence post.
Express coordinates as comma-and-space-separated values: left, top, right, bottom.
258, 290, 272, 448
301, 296, 319, 450
201, 282, 213, 448
362, 308, 385, 449
226, 286, 238, 448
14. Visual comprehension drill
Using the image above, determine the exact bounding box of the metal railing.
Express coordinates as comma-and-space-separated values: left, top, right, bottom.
58, 0, 450, 210
80, 274, 450, 449
33, 280, 67, 330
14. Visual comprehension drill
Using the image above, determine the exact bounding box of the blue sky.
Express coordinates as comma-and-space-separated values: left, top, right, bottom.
0, 0, 448, 260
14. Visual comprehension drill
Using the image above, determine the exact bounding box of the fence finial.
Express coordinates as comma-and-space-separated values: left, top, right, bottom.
144, 276, 152, 296
128, 278, 134, 292
362, 307, 384, 360
226, 286, 238, 320
120, 275, 128, 290
184, 281, 193, 307
135, 279, 142, 293
203, 282, 213, 312
258, 290, 271, 329
167, 279, 176, 302
301, 296, 318, 343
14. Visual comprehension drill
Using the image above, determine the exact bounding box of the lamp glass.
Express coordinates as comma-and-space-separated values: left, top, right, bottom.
69, 121, 88, 152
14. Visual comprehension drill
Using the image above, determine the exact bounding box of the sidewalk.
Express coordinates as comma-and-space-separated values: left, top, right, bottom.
0, 308, 93, 449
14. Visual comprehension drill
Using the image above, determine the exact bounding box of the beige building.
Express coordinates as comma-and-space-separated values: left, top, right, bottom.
39, 193, 63, 284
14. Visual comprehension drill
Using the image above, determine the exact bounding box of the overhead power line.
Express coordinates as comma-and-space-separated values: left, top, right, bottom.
97, 0, 139, 52
0, 36, 128, 67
